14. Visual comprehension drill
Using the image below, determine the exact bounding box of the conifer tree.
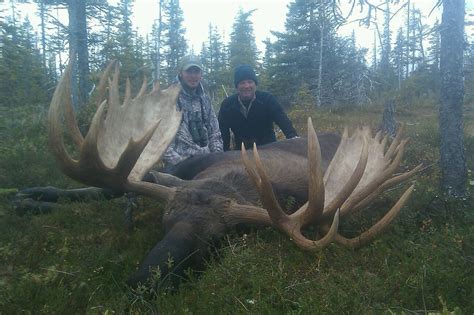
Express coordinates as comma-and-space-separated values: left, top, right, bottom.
0, 19, 49, 107
264, 0, 366, 107
115, 0, 143, 80
162, 0, 187, 84
427, 20, 440, 73
90, 2, 120, 68
150, 0, 163, 84
392, 28, 406, 88
201, 24, 228, 99
228, 8, 258, 70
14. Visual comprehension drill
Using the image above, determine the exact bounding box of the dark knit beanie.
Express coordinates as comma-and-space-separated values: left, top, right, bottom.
234, 64, 258, 87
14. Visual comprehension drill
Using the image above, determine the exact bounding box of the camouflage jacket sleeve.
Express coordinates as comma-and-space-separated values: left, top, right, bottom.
161, 119, 211, 167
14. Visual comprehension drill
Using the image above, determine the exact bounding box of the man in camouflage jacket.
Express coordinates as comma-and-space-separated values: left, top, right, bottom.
162, 55, 223, 167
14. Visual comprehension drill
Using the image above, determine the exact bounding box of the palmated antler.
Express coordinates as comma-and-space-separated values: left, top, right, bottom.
48, 61, 182, 200
242, 118, 421, 250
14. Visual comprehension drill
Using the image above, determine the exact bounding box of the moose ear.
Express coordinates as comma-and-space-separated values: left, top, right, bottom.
143, 171, 185, 188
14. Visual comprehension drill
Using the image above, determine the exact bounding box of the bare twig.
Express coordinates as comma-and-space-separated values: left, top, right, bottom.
40, 267, 78, 276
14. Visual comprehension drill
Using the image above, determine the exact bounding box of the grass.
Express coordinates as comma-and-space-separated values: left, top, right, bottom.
0, 101, 473, 314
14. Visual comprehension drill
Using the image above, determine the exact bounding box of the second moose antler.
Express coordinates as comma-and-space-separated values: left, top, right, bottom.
242, 119, 422, 250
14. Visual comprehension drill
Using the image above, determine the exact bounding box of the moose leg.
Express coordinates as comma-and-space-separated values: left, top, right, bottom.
15, 186, 121, 202
13, 186, 123, 215
127, 221, 202, 290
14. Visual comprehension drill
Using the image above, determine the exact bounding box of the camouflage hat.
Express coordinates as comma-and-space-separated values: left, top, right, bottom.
179, 55, 203, 71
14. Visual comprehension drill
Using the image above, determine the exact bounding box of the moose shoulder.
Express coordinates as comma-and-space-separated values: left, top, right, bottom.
43, 61, 421, 288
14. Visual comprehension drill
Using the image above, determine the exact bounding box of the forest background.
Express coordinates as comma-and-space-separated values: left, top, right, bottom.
0, 0, 473, 313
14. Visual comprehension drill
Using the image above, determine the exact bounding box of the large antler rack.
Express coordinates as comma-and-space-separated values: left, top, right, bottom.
48, 61, 182, 201
242, 118, 421, 251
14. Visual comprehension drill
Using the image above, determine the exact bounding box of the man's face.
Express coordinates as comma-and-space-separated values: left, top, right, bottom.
180, 66, 202, 90
237, 79, 257, 101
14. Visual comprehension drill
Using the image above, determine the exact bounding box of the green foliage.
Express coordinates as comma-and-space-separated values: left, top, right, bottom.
1, 99, 473, 313
200, 24, 232, 101
0, 105, 69, 189
228, 9, 259, 70
162, 0, 188, 84
291, 83, 317, 111
394, 67, 440, 107
0, 20, 51, 107
263, 0, 369, 107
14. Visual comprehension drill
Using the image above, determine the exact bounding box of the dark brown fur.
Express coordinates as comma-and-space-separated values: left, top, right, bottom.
128, 134, 340, 288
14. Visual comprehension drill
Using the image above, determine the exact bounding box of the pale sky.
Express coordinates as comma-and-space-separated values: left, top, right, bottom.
132, 0, 463, 52
132, 0, 446, 52
133, 0, 291, 52
4, 0, 474, 54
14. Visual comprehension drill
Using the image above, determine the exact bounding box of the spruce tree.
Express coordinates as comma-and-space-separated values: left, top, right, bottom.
228, 8, 258, 70
201, 24, 228, 100
162, 0, 187, 84
0, 19, 49, 107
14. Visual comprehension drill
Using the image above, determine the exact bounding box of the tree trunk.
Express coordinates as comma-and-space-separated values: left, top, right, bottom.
380, 99, 397, 138
154, 0, 162, 84
405, 0, 410, 77
316, 21, 324, 107
76, 0, 89, 105
68, 0, 90, 109
439, 0, 467, 197
39, 1, 47, 68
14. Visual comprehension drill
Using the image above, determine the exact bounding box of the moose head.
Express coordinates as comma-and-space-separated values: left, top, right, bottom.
48, 61, 421, 288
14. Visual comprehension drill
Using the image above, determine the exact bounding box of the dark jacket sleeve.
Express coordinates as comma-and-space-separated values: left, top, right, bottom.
218, 101, 231, 151
268, 94, 298, 138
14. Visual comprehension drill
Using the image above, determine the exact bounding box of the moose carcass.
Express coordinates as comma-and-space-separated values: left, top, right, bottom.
46, 62, 421, 287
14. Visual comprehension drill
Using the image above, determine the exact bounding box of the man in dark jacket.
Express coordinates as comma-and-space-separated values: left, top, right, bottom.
218, 64, 298, 151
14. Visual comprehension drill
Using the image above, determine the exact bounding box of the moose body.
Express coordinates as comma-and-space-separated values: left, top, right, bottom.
131, 135, 340, 287
35, 61, 419, 289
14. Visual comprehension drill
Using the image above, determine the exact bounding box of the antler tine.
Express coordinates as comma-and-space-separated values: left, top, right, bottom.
374, 130, 383, 143
62, 63, 83, 150
333, 184, 415, 249
108, 62, 121, 110
80, 100, 108, 168
252, 143, 288, 225
380, 133, 388, 149
241, 143, 262, 190
385, 124, 404, 159
93, 60, 117, 107
296, 118, 324, 225
137, 76, 148, 98
351, 163, 422, 213
382, 139, 409, 177
48, 63, 81, 175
